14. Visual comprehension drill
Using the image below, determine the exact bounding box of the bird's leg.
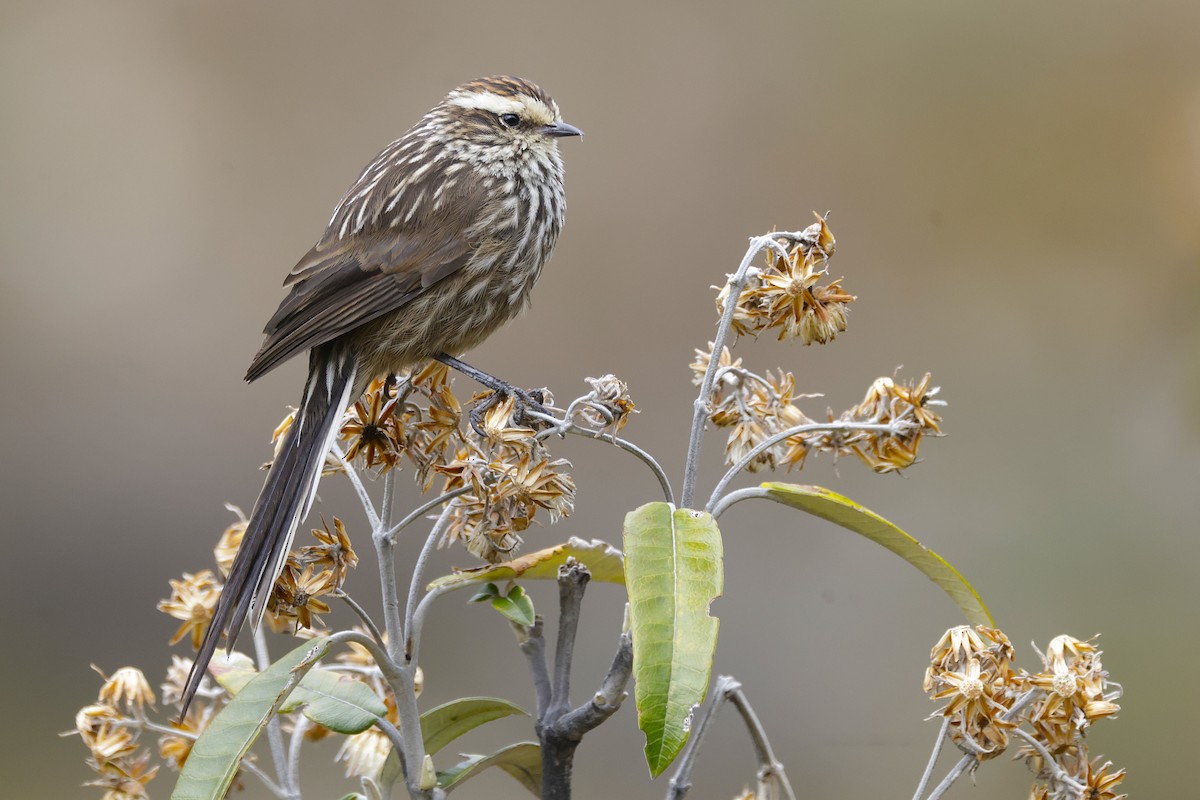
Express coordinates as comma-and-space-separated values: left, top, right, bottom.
434, 353, 549, 435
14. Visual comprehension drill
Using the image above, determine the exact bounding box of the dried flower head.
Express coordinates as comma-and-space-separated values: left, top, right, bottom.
340, 376, 406, 471
297, 517, 358, 587
157, 571, 221, 650
266, 563, 335, 632
94, 666, 155, 713
1025, 635, 1121, 748
439, 441, 575, 562
715, 213, 854, 344
84, 750, 158, 800
925, 625, 1019, 760
576, 374, 637, 432
843, 372, 945, 473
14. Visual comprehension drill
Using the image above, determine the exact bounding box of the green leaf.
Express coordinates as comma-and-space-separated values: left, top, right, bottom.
624, 503, 723, 777
436, 742, 541, 796
286, 667, 388, 734
428, 537, 625, 590
171, 637, 330, 800
468, 584, 501, 603
489, 585, 535, 627
420, 697, 528, 755
206, 652, 387, 735
761, 482, 993, 626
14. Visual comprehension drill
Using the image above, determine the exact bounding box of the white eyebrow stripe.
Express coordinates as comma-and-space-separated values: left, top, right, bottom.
448, 92, 527, 116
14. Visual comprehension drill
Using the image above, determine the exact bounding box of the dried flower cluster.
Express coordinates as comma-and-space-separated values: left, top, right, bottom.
692, 344, 944, 475
715, 213, 851, 345
69, 667, 160, 799
924, 626, 1125, 799
160, 511, 356, 641
437, 395, 576, 561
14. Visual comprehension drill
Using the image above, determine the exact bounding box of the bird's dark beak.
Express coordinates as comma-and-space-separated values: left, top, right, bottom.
543, 120, 583, 138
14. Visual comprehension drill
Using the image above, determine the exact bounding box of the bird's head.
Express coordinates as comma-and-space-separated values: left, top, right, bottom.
438, 76, 582, 172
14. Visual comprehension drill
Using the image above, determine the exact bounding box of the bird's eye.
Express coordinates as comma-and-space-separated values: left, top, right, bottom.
498, 113, 521, 128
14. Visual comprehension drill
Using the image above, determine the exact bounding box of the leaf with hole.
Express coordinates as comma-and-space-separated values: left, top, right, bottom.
624, 503, 723, 777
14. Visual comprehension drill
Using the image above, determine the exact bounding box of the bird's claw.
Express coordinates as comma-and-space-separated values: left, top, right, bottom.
467, 386, 551, 437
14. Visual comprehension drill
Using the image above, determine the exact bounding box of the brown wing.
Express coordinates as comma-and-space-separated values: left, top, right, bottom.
245, 175, 486, 382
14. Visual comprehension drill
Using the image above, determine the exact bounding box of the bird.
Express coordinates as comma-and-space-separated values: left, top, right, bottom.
180, 76, 582, 715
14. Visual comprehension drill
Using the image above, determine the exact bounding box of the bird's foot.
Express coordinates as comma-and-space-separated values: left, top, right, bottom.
468, 384, 551, 437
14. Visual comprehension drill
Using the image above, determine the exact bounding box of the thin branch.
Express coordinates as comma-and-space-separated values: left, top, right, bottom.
547, 561, 591, 721
382, 486, 471, 543
709, 486, 770, 520
402, 502, 458, 661
405, 584, 455, 666
335, 591, 385, 648
330, 443, 380, 531
1010, 729, 1087, 795
911, 717, 951, 800
726, 685, 798, 800
924, 688, 1041, 800
705, 420, 915, 513
515, 617, 552, 721
252, 626, 295, 798
554, 630, 633, 735
681, 234, 795, 509
286, 715, 310, 798
558, 426, 674, 505
665, 675, 737, 800
373, 471, 405, 666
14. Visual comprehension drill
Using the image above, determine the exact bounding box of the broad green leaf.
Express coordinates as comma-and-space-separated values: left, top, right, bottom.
762, 483, 993, 626
206, 652, 387, 734
428, 537, 624, 590
171, 637, 330, 800
436, 742, 541, 796
420, 696, 528, 755
489, 585, 536, 627
624, 503, 723, 777
286, 667, 388, 734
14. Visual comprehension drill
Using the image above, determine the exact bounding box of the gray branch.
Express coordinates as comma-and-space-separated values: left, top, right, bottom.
666, 675, 796, 800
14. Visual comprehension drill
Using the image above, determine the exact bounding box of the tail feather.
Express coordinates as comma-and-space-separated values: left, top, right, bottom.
180, 342, 357, 716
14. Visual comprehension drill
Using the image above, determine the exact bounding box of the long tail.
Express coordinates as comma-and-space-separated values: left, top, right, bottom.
180, 341, 357, 715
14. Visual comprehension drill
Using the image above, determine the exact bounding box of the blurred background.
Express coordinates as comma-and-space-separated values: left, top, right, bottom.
3, 1, 1198, 797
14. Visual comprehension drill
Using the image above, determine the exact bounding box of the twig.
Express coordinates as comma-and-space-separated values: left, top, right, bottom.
725, 685, 798, 800
681, 234, 795, 509
402, 503, 458, 662
515, 617, 552, 721
286, 715, 310, 797
709, 486, 770, 520
527, 563, 635, 800
911, 717, 951, 800
554, 630, 633, 735
665, 675, 736, 800
547, 562, 591, 721
381, 486, 472, 543
705, 420, 915, 513
924, 688, 1040, 800
330, 443, 380, 531
373, 470, 405, 666
555, 426, 674, 505
335, 591, 385, 648
252, 626, 296, 799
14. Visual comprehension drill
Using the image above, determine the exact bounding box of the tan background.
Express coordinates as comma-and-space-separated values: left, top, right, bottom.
3, 1, 1198, 797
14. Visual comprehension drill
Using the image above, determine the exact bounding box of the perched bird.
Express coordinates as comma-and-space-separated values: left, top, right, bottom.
181, 76, 581, 714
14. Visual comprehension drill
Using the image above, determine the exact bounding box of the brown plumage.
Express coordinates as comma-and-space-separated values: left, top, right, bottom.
181, 76, 581, 715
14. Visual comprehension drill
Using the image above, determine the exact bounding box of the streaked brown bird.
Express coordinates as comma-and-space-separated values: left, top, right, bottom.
181, 76, 581, 714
